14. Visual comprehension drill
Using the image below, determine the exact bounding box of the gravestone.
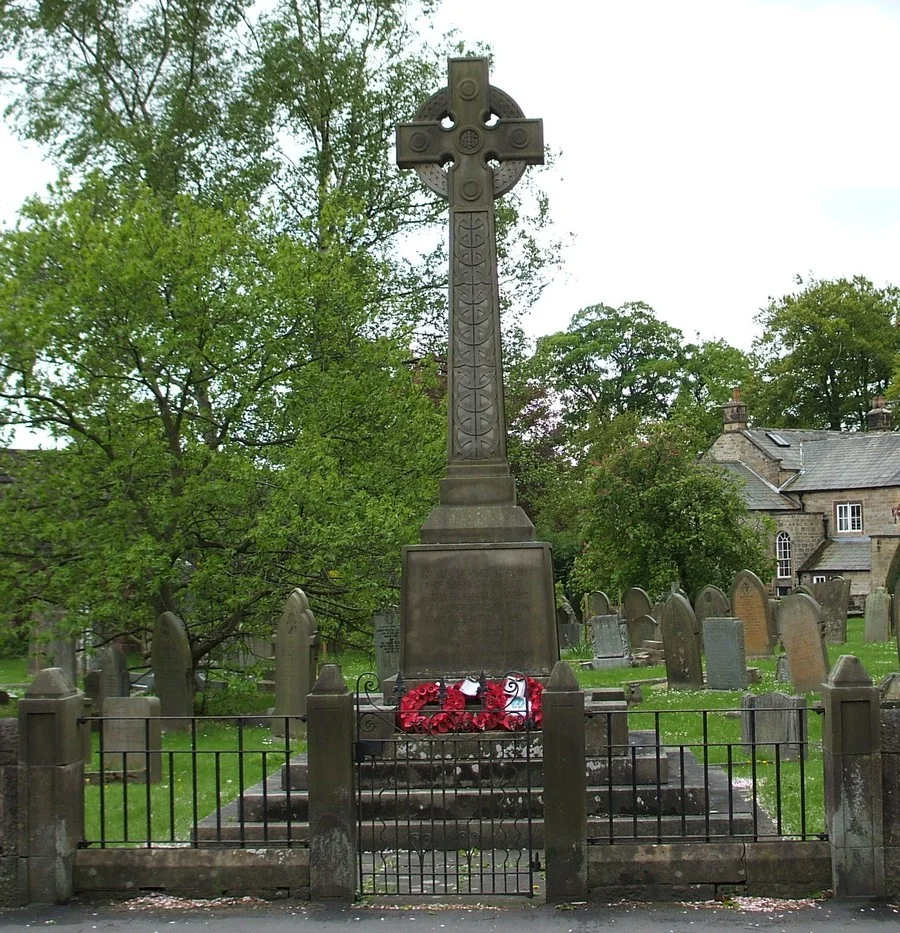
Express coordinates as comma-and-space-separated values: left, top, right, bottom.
623, 587, 652, 623
588, 591, 610, 617
775, 653, 792, 683
881, 672, 900, 707
28, 608, 77, 685
660, 594, 703, 690
810, 577, 850, 643
396, 58, 557, 678
273, 588, 319, 737
731, 570, 773, 657
694, 585, 730, 623
629, 614, 659, 651
864, 587, 891, 642
588, 614, 629, 670
373, 608, 401, 682
556, 599, 582, 647
702, 617, 748, 690
151, 611, 193, 730
99, 643, 130, 701
777, 592, 829, 693
102, 695, 162, 782
741, 692, 807, 760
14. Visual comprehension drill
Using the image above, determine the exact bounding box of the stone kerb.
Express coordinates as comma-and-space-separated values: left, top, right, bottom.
542, 661, 587, 903
822, 656, 884, 899
17, 668, 85, 904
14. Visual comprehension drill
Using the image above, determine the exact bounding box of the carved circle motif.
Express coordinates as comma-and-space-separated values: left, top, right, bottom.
458, 127, 482, 152
411, 86, 528, 199
458, 78, 478, 100
461, 180, 482, 201
409, 130, 430, 153
509, 126, 529, 149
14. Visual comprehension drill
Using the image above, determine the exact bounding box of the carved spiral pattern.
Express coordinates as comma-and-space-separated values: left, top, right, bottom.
412, 87, 527, 199
452, 212, 501, 459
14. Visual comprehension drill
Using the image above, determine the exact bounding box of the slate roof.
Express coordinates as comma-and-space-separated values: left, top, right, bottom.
781, 432, 900, 492
714, 461, 800, 511
742, 428, 837, 471
799, 537, 872, 573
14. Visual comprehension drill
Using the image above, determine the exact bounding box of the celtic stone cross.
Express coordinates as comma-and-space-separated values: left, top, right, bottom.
397, 58, 543, 542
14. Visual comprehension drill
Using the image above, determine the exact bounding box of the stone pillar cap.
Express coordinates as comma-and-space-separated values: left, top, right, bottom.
25, 667, 77, 698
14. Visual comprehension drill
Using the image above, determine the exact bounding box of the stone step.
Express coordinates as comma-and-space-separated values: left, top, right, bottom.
193, 812, 765, 849
282, 747, 669, 790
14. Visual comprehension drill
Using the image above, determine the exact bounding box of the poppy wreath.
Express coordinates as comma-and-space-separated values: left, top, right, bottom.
397, 677, 544, 734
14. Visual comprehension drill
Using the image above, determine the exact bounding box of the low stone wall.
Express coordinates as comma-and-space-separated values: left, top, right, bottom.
587, 841, 832, 902
74, 848, 310, 900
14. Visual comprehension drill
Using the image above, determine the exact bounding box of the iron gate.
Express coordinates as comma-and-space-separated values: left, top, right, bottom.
354, 673, 541, 897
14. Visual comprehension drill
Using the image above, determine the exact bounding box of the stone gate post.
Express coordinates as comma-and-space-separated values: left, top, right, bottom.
17, 667, 85, 903
306, 664, 356, 901
822, 655, 884, 898
542, 660, 587, 902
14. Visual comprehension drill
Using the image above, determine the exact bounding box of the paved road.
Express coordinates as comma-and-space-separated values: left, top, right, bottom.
1, 898, 898, 932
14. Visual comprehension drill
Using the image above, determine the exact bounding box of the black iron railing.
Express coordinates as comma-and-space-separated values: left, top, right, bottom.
585, 705, 826, 844
81, 714, 307, 848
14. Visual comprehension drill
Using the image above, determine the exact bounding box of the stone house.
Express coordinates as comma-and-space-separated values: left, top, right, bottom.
705, 392, 900, 607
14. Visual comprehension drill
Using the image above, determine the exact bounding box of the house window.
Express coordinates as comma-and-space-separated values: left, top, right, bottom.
776, 531, 792, 579
812, 574, 827, 584
835, 501, 863, 533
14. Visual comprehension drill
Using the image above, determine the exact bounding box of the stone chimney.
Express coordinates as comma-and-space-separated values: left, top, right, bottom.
723, 388, 748, 433
866, 395, 892, 432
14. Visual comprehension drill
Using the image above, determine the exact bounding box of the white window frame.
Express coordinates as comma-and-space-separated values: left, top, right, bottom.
776, 531, 792, 579
835, 501, 863, 533
812, 574, 827, 584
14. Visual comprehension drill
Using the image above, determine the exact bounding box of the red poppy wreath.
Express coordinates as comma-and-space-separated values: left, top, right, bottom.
397, 676, 544, 734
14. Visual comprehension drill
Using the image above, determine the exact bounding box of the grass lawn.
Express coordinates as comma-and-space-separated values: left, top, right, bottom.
83, 720, 305, 846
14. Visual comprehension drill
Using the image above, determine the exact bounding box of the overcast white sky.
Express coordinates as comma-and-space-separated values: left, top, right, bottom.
2, 0, 899, 352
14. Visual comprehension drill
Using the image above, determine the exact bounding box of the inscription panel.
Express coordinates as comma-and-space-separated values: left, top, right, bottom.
401, 543, 557, 676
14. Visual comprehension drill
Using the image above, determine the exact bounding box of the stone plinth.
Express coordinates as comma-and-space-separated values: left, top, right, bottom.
400, 542, 557, 678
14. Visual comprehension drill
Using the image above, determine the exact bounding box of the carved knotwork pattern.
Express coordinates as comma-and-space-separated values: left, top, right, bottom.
452, 211, 501, 459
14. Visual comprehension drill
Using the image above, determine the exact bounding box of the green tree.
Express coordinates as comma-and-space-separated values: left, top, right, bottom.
571, 417, 772, 602
0, 178, 444, 663
751, 275, 900, 431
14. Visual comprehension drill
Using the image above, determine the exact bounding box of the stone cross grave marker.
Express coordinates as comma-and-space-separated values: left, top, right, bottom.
694, 585, 730, 624
703, 617, 748, 690
373, 608, 401, 682
741, 692, 807, 760
660, 594, 703, 690
151, 611, 193, 730
731, 570, 773, 657
273, 588, 319, 737
864, 587, 891, 642
810, 577, 850, 643
777, 592, 829, 693
396, 58, 558, 678
397, 57, 543, 544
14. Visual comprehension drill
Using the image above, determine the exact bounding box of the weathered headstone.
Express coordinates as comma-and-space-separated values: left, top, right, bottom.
810, 577, 850, 644
777, 592, 829, 693
775, 653, 792, 683
588, 614, 629, 670
99, 643, 130, 701
373, 608, 401, 682
864, 587, 891, 642
396, 58, 557, 678
731, 570, 773, 657
623, 587, 652, 623
881, 672, 900, 707
588, 591, 610, 617
28, 608, 77, 685
273, 588, 319, 737
151, 611, 193, 730
694, 585, 730, 623
741, 692, 807, 760
629, 614, 659, 651
102, 695, 162, 782
660, 594, 703, 690
556, 600, 582, 647
702, 617, 748, 690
